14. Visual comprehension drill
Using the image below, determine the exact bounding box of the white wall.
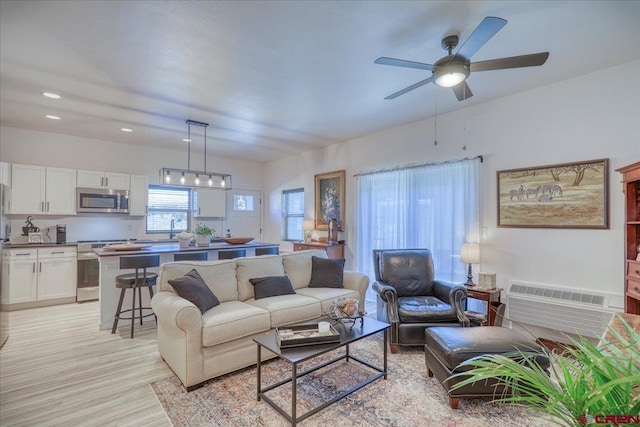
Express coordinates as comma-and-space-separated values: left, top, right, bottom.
263, 60, 640, 300
0, 127, 264, 242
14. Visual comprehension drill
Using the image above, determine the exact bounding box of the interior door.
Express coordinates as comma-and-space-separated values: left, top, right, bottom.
224, 189, 262, 241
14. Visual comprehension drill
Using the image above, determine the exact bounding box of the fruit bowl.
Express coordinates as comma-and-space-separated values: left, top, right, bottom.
223, 237, 254, 245
329, 298, 360, 319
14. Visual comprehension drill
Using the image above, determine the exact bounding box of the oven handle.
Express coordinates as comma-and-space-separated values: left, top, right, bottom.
77, 253, 99, 261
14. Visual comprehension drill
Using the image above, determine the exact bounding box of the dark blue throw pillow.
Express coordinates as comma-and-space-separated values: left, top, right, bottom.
168, 269, 220, 313
309, 256, 345, 288
249, 276, 295, 300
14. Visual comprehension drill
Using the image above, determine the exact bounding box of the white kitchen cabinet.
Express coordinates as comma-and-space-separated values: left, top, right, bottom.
129, 174, 148, 216
77, 169, 130, 190
0, 162, 10, 186
1, 247, 76, 306
8, 164, 76, 215
45, 167, 77, 215
8, 164, 45, 213
193, 189, 226, 218
36, 247, 77, 300
1, 249, 38, 305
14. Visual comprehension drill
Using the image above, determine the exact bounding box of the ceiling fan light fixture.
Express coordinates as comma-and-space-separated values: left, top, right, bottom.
433, 64, 469, 88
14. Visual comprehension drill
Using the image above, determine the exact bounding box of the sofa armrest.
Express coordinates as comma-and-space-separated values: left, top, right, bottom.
151, 291, 205, 387
152, 291, 203, 334
372, 281, 399, 324
342, 270, 369, 308
433, 280, 469, 326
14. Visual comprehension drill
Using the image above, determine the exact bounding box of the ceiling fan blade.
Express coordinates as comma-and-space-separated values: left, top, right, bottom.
454, 17, 507, 60
384, 77, 433, 100
470, 52, 549, 72
375, 57, 434, 71
452, 81, 473, 101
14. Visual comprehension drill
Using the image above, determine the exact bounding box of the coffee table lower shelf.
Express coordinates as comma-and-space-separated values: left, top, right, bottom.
254, 318, 389, 426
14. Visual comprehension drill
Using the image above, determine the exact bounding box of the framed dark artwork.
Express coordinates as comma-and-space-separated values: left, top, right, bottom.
497, 158, 609, 229
314, 170, 345, 231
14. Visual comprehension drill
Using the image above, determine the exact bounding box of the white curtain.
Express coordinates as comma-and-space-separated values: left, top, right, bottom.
355, 158, 480, 303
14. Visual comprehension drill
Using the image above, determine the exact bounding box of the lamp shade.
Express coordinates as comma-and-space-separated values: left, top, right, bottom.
460, 243, 480, 264
302, 220, 315, 231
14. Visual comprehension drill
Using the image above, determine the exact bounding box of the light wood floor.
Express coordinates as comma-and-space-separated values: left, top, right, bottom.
0, 302, 171, 427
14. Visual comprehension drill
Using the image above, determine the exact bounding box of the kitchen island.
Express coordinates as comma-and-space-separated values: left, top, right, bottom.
94, 241, 279, 331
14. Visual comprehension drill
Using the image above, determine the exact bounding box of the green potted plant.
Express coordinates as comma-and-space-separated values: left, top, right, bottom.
451, 315, 640, 426
193, 224, 216, 247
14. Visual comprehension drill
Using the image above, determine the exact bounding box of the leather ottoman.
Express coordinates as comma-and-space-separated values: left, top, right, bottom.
424, 326, 549, 409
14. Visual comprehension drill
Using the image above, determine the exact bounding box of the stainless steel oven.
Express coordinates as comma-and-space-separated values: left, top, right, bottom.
76, 240, 126, 302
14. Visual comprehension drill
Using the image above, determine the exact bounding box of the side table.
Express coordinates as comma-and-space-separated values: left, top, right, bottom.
293, 242, 345, 259
465, 286, 503, 326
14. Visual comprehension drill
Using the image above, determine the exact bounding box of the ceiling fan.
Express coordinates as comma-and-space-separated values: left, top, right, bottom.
374, 16, 549, 101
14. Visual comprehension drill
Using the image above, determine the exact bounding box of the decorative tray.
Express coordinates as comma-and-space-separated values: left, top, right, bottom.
102, 243, 152, 251
276, 323, 341, 348
223, 237, 254, 245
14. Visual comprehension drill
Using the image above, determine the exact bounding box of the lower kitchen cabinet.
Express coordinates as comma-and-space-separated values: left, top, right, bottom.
1, 249, 38, 304
1, 246, 77, 309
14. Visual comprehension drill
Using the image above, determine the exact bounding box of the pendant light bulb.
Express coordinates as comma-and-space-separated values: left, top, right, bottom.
221, 178, 226, 188
180, 172, 185, 184
165, 171, 171, 183
208, 175, 213, 186
195, 173, 200, 185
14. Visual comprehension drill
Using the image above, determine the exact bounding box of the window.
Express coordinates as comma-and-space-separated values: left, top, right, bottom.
281, 188, 304, 241
146, 185, 191, 234
356, 158, 480, 303
234, 194, 254, 211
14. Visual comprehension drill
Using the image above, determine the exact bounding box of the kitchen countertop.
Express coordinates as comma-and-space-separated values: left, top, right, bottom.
3, 242, 77, 248
93, 241, 279, 257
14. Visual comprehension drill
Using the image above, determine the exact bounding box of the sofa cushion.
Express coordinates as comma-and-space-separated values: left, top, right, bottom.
249, 276, 296, 300
201, 301, 271, 347
236, 256, 286, 301
160, 260, 239, 302
309, 256, 344, 288
247, 294, 321, 327
168, 269, 220, 313
282, 249, 327, 289
296, 287, 361, 314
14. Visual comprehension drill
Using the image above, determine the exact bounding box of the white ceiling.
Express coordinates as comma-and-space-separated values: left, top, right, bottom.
1, 1, 639, 163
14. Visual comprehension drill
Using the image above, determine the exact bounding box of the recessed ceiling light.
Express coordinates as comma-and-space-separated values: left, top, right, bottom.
45, 115, 61, 120
120, 128, 133, 132
182, 138, 191, 142
42, 92, 61, 99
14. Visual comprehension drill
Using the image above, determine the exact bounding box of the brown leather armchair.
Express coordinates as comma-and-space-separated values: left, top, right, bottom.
372, 249, 468, 353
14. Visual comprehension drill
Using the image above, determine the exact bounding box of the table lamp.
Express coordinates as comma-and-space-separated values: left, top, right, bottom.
460, 243, 480, 286
302, 220, 314, 243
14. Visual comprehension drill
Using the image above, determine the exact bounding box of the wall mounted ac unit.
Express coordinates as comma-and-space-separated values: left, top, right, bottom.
506, 280, 623, 338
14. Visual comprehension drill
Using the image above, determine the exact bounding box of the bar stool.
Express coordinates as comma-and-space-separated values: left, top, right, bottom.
218, 249, 246, 260
174, 251, 208, 261
255, 247, 279, 256
111, 254, 160, 339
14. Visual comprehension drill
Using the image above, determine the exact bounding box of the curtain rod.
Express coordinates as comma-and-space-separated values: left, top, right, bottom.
353, 155, 483, 178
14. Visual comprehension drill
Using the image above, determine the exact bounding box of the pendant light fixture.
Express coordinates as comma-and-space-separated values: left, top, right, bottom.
160, 120, 231, 189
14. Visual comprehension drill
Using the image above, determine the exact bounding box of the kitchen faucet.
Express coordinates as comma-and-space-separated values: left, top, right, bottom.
169, 219, 175, 239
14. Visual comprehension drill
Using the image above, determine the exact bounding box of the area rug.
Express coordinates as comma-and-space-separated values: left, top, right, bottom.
151, 334, 555, 427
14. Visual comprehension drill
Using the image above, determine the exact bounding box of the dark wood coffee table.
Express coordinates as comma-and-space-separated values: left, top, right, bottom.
253, 317, 390, 426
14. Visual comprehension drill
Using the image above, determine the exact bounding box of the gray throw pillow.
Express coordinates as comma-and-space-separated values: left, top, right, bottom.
309, 256, 345, 288
168, 269, 220, 313
249, 276, 295, 300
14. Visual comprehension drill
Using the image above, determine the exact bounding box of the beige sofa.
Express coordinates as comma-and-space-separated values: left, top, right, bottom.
151, 249, 369, 390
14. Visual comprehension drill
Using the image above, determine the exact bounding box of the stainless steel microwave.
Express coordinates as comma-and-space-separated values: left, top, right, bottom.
76, 188, 129, 213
